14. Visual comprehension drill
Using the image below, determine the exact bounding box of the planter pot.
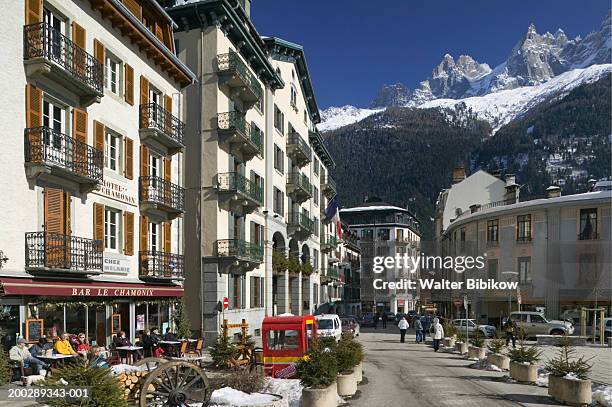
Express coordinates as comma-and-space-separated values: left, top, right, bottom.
509, 362, 537, 383
337, 370, 357, 397
354, 362, 363, 383
455, 341, 467, 354
301, 382, 338, 407
486, 353, 510, 370
548, 375, 592, 406
467, 346, 486, 360
443, 337, 456, 348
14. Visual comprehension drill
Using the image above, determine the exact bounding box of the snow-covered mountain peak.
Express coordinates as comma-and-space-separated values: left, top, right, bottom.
318, 105, 383, 132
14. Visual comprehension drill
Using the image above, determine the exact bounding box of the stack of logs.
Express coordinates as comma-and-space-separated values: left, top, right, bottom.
116, 370, 152, 401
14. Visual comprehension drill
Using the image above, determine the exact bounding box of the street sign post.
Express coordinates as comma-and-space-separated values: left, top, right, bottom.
463, 295, 469, 343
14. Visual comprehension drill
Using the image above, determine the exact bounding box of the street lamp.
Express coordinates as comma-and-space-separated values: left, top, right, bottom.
501, 271, 519, 319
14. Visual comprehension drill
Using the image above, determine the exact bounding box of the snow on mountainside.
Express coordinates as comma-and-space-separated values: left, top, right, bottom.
419, 64, 612, 132
318, 105, 383, 132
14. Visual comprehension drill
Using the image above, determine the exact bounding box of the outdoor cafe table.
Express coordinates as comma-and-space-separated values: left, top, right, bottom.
37, 353, 77, 369
116, 346, 143, 363
158, 340, 181, 357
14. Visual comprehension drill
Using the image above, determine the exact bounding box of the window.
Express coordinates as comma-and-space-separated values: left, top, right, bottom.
255, 95, 263, 113
149, 221, 161, 252
396, 229, 404, 241
313, 217, 319, 237
43, 7, 66, 60
313, 187, 319, 206
313, 158, 320, 176
42, 99, 64, 149
104, 208, 120, 251
105, 54, 121, 95
229, 274, 245, 309
377, 228, 390, 241
273, 187, 284, 215
460, 227, 466, 249
274, 144, 284, 173
518, 257, 531, 283
487, 219, 499, 245
290, 85, 297, 109
274, 105, 284, 134
303, 110, 308, 124
517, 215, 532, 242
530, 314, 545, 323
579, 208, 598, 240
487, 259, 498, 280
250, 276, 264, 308
250, 222, 264, 246
361, 229, 373, 239
313, 249, 319, 271
266, 330, 299, 350
105, 130, 121, 172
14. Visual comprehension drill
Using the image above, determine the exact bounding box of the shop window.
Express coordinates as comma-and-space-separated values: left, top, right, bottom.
88, 305, 107, 347
65, 305, 86, 338
112, 302, 130, 340
148, 303, 159, 330
0, 305, 20, 351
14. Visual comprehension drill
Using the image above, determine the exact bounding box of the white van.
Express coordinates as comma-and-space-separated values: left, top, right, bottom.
316, 314, 342, 342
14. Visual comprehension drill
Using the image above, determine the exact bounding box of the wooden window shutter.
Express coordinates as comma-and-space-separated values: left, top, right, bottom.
164, 95, 172, 114
25, 0, 42, 25
154, 22, 164, 41
72, 108, 88, 143
140, 215, 149, 252
44, 188, 67, 234
163, 95, 173, 134
93, 39, 105, 64
163, 221, 171, 252
123, 211, 134, 256
124, 137, 134, 179
93, 202, 104, 242
25, 84, 43, 128
124, 64, 134, 105
93, 120, 104, 153
163, 156, 171, 181
140, 145, 149, 176
72, 109, 88, 177
71, 22, 85, 49
140, 76, 149, 105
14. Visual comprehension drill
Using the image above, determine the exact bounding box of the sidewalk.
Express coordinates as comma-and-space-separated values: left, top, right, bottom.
535, 344, 612, 385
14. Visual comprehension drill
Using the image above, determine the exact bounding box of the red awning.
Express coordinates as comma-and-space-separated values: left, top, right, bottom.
0, 277, 183, 298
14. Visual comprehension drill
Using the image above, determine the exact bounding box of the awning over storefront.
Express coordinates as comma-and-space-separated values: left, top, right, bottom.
0, 277, 183, 298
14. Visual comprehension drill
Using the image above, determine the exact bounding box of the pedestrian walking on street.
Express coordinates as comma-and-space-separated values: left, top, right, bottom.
503, 318, 517, 348
421, 315, 430, 341
398, 316, 409, 343
432, 317, 444, 352
382, 313, 387, 329
413, 315, 424, 343
374, 313, 379, 329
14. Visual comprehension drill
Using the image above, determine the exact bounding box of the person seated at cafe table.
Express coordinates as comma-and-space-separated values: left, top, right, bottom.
89, 346, 109, 368
74, 333, 90, 354
113, 331, 134, 361
54, 333, 78, 356
29, 336, 53, 357
10, 338, 49, 374
141, 329, 159, 357
163, 328, 178, 341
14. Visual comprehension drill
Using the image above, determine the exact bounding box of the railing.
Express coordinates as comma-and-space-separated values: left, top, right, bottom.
217, 112, 263, 154
139, 250, 184, 280
24, 126, 103, 183
139, 176, 185, 212
578, 231, 599, 240
327, 266, 339, 279
322, 175, 337, 192
217, 172, 263, 205
25, 232, 102, 272
516, 236, 532, 244
287, 132, 312, 160
214, 239, 263, 263
323, 235, 339, 247
286, 172, 312, 195
217, 52, 263, 102
139, 103, 185, 146
287, 212, 314, 233
23, 22, 103, 93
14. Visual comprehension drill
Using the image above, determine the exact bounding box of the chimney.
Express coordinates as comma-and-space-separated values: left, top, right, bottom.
452, 166, 466, 184
546, 185, 561, 198
504, 174, 520, 204
588, 178, 597, 192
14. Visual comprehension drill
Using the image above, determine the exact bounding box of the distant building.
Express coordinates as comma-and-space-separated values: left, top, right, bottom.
341, 199, 421, 315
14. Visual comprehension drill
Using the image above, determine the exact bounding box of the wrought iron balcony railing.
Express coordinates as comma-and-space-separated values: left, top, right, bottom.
321, 175, 337, 197
217, 172, 263, 206
23, 22, 103, 94
24, 126, 103, 184
214, 239, 263, 263
139, 103, 185, 148
25, 232, 103, 273
217, 112, 263, 156
287, 132, 312, 166
217, 52, 263, 103
287, 212, 314, 234
286, 172, 313, 196
327, 266, 339, 279
139, 176, 185, 214
139, 250, 184, 280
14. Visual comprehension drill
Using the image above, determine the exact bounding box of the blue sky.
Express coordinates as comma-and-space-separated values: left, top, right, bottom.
251, 1, 609, 109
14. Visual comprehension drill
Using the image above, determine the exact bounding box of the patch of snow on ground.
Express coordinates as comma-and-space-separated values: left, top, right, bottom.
536, 368, 549, 387
110, 363, 148, 375
208, 387, 279, 406
265, 378, 303, 407
593, 385, 612, 407
468, 360, 503, 372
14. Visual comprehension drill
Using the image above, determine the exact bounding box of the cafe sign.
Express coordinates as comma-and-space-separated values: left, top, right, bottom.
103, 257, 130, 274
95, 179, 136, 206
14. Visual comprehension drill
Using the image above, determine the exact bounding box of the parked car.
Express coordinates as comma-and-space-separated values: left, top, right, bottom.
509, 311, 574, 338
451, 319, 497, 337
394, 313, 408, 323
341, 317, 360, 336
382, 311, 396, 321
316, 314, 342, 342
359, 313, 375, 327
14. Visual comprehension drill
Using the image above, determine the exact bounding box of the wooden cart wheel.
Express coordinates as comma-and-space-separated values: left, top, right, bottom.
134, 357, 167, 373
139, 361, 211, 407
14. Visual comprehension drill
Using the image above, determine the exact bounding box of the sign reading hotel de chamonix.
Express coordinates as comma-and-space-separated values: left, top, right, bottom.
94, 179, 137, 206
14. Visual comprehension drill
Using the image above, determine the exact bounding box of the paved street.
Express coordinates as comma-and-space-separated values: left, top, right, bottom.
350, 326, 595, 407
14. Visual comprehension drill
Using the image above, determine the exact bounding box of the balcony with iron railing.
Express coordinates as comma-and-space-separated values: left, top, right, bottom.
321, 175, 337, 198
217, 51, 263, 108
217, 112, 263, 161
286, 132, 312, 167
139, 176, 185, 219
24, 126, 103, 192
216, 172, 263, 215
23, 22, 103, 106
25, 232, 103, 275
139, 250, 184, 282
139, 103, 185, 154
286, 172, 312, 203
287, 212, 314, 238
214, 239, 263, 273
321, 235, 339, 253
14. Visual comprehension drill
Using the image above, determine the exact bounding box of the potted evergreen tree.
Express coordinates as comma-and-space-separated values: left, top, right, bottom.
443, 321, 457, 348
486, 336, 510, 370
346, 334, 364, 383
508, 341, 542, 383
467, 332, 486, 360
297, 340, 338, 407
173, 298, 192, 339
455, 332, 468, 354
545, 336, 593, 405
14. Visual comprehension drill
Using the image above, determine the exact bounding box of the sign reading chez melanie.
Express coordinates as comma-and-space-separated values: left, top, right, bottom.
103, 257, 130, 274
94, 179, 137, 206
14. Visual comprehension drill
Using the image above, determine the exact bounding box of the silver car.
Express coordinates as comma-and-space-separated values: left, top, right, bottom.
509, 311, 574, 338
451, 319, 496, 337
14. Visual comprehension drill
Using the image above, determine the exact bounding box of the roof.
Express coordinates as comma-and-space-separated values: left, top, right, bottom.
309, 130, 335, 169
263, 37, 321, 124
340, 202, 411, 213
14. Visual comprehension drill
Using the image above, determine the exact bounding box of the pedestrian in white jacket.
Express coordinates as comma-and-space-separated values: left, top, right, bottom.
398, 317, 409, 343
431, 317, 444, 352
